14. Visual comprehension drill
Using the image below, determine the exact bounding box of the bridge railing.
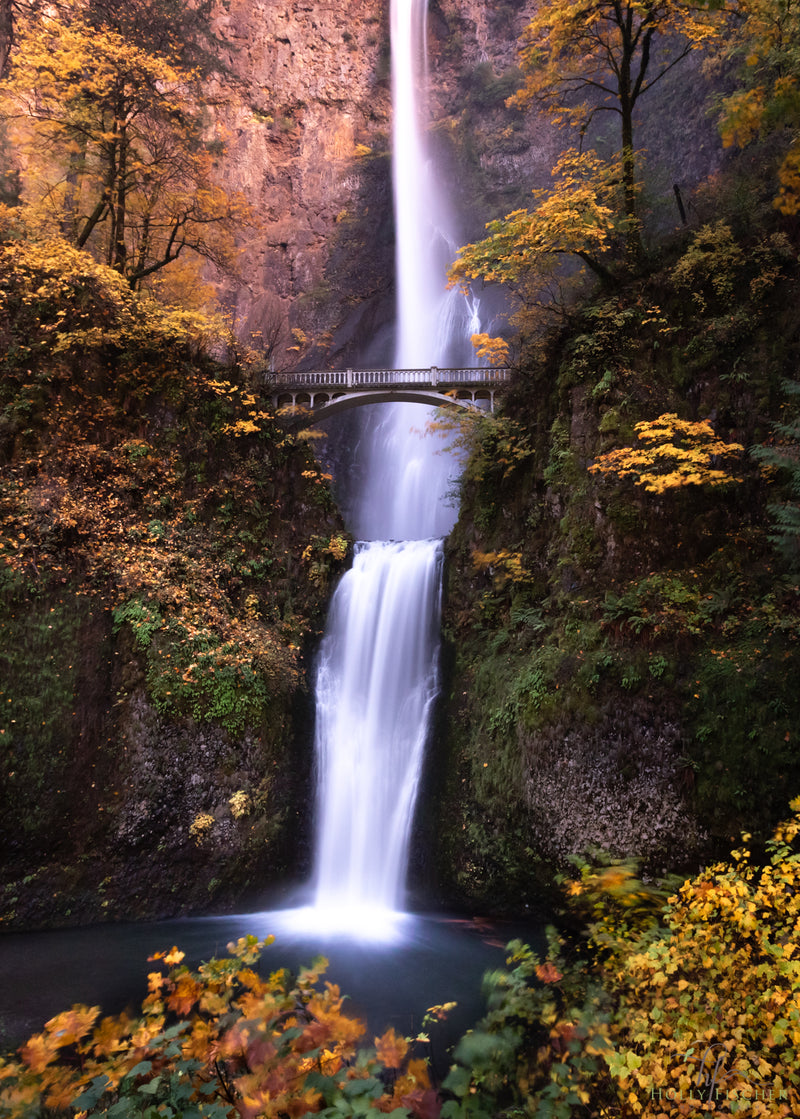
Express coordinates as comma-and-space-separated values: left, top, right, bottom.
270, 366, 510, 389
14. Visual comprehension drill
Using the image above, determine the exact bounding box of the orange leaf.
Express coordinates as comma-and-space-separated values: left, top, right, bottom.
167, 974, 202, 1015
375, 1027, 409, 1070
535, 962, 563, 984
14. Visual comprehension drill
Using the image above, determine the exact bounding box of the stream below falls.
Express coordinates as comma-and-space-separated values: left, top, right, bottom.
0, 911, 548, 1060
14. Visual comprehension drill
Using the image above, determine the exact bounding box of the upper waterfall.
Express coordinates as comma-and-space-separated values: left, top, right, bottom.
392, 0, 450, 367
351, 0, 477, 544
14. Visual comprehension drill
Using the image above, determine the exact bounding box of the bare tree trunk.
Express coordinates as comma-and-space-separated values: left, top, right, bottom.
619, 36, 643, 268
133, 211, 151, 282
0, 0, 13, 80
111, 126, 128, 274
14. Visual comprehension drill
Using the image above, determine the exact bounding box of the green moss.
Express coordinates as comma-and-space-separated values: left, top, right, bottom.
684, 598, 800, 836
604, 495, 641, 535
543, 417, 580, 489
0, 585, 95, 843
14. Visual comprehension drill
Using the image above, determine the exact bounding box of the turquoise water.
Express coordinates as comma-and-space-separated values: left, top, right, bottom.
0, 909, 545, 1062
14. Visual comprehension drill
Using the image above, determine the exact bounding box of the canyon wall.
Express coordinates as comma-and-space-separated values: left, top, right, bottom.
211, 0, 723, 369
210, 0, 547, 367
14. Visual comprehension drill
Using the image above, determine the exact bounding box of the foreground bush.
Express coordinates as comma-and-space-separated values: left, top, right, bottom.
441, 800, 800, 1118
0, 936, 433, 1118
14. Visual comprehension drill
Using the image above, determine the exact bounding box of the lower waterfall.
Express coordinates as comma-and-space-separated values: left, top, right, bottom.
311, 539, 443, 925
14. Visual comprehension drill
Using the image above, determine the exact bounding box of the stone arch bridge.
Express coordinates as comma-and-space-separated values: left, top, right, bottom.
270, 367, 510, 426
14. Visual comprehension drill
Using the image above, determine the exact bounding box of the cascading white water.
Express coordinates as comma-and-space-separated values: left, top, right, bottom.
311, 540, 443, 924
303, 0, 480, 938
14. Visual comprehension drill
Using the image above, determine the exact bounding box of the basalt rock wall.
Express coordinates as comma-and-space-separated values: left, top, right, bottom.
211, 0, 724, 369
210, 0, 547, 367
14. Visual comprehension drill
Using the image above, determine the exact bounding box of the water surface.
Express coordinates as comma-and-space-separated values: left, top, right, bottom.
0, 909, 543, 1062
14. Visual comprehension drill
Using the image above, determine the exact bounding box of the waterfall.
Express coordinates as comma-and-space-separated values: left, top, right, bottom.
300, 0, 478, 939
311, 540, 443, 923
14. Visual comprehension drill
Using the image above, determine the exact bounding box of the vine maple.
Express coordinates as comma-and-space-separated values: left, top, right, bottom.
606, 802, 800, 1115
0, 936, 435, 1119
439, 802, 800, 1116
589, 413, 744, 492
0, 0, 249, 288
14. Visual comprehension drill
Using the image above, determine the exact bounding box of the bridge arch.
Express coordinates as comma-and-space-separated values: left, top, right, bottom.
280, 389, 485, 428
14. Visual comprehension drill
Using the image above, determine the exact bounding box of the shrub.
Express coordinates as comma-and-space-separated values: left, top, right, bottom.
0, 937, 433, 1119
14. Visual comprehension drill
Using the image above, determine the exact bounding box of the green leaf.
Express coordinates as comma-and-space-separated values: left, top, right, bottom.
341, 1076, 383, 1099
441, 1065, 473, 1097
108, 1098, 136, 1118
126, 1060, 153, 1079
72, 1074, 111, 1109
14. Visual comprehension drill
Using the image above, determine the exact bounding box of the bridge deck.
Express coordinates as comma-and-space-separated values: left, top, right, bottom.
271, 366, 509, 390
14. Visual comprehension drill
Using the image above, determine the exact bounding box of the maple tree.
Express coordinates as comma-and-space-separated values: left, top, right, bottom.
717, 0, 800, 213
469, 332, 510, 367
588, 413, 745, 493
449, 0, 725, 302
0, 0, 249, 289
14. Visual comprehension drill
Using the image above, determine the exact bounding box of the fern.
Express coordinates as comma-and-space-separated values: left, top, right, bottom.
752, 380, 800, 572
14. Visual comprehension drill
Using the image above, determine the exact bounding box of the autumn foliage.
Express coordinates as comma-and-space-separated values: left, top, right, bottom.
0, 213, 329, 734
0, 0, 249, 290
605, 804, 800, 1116
448, 150, 625, 292
717, 0, 800, 214
589, 414, 745, 493
436, 801, 800, 1118
449, 0, 727, 296
0, 936, 434, 1119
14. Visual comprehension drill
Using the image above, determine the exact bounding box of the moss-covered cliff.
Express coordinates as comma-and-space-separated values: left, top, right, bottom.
433, 201, 800, 911
0, 214, 348, 929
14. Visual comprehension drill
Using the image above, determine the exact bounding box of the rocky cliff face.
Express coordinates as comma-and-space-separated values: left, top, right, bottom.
210, 0, 724, 369
209, 0, 392, 366
209, 0, 550, 367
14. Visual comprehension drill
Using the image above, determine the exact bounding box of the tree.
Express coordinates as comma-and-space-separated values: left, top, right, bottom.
0, 0, 12, 80
0, 0, 249, 289
718, 0, 800, 213
449, 0, 724, 296
513, 0, 721, 255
